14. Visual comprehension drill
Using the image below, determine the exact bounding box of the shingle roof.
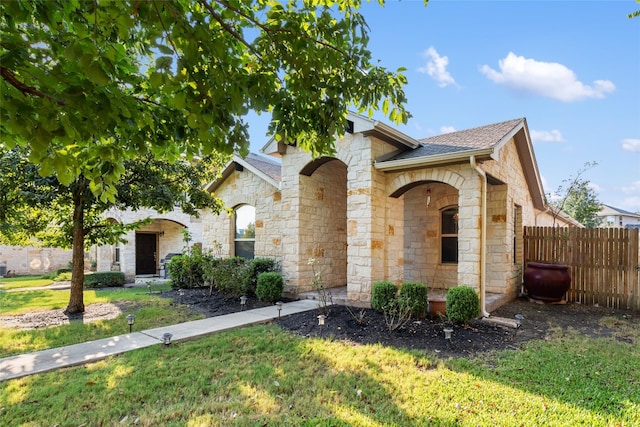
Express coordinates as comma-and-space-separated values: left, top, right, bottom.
243, 153, 281, 183
388, 118, 525, 161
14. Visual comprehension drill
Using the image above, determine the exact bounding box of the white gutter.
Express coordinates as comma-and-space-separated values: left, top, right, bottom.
470, 155, 490, 317
374, 147, 495, 171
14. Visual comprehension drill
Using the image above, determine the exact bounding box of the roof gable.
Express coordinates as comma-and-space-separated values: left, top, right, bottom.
206, 153, 281, 193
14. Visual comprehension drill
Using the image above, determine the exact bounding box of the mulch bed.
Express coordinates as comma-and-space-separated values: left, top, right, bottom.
162, 287, 639, 359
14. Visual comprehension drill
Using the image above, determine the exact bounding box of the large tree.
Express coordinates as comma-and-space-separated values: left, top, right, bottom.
1, 0, 420, 313
1, 0, 415, 196
0, 145, 226, 313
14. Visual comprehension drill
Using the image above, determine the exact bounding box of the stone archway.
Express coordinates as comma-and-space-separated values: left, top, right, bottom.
296, 158, 348, 290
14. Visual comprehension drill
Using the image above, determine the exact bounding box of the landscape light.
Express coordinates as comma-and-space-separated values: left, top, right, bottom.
126, 314, 136, 333
276, 301, 283, 318
443, 327, 453, 340
240, 295, 247, 310
162, 332, 173, 346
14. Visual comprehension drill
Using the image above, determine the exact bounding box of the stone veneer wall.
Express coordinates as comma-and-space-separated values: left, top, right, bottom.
0, 245, 73, 276
297, 160, 347, 290
201, 166, 283, 266
402, 183, 458, 288
482, 138, 543, 297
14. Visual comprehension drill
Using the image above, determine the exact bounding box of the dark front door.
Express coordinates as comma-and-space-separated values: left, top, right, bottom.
136, 233, 157, 275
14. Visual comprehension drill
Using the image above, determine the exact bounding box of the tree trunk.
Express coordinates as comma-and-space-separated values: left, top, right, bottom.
64, 184, 86, 314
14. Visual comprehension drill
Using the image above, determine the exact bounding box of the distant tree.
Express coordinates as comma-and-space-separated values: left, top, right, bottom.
0, 145, 227, 313
550, 162, 601, 228
243, 222, 256, 239
560, 179, 602, 228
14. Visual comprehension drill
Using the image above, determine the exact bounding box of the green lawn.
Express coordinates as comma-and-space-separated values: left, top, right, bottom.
1, 286, 638, 425
0, 276, 54, 290
0, 284, 202, 357
1, 325, 638, 426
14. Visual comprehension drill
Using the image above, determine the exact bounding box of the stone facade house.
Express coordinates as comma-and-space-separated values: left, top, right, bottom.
202, 113, 555, 313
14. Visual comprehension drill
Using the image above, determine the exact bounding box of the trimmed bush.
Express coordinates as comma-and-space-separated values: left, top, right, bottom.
256, 272, 283, 302
371, 281, 398, 311
84, 272, 125, 288
446, 286, 480, 324
399, 282, 428, 318
209, 257, 250, 297
167, 247, 206, 289
244, 258, 279, 295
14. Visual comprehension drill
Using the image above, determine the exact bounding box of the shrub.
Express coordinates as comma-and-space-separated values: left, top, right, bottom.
209, 257, 250, 297
446, 286, 480, 324
84, 272, 125, 288
44, 267, 72, 280
256, 272, 283, 302
53, 272, 72, 282
383, 295, 414, 331
244, 258, 279, 295
399, 282, 428, 318
371, 281, 398, 311
167, 247, 206, 289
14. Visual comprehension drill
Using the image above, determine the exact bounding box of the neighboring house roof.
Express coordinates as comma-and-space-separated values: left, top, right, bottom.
374, 118, 546, 211
206, 153, 281, 193
597, 204, 640, 218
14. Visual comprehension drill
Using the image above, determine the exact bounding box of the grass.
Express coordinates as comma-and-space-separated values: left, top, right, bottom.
1, 324, 638, 426
0, 276, 54, 290
0, 283, 203, 357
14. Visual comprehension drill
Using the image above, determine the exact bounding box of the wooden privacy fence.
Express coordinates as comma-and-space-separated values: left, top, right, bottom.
523, 226, 640, 310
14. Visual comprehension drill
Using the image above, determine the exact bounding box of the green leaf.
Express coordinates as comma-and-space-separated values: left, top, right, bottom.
87, 62, 110, 86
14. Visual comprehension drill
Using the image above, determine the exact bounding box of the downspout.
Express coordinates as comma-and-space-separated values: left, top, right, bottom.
470, 155, 490, 317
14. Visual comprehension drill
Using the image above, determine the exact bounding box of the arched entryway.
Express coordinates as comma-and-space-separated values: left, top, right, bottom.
391, 180, 460, 289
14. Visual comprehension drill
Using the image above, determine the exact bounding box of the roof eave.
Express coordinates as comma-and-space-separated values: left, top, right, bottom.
363, 121, 420, 150
374, 147, 495, 171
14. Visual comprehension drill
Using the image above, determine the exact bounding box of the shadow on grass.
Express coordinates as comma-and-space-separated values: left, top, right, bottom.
1, 325, 459, 426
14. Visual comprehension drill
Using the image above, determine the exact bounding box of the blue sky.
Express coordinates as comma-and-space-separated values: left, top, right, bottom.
247, 0, 640, 212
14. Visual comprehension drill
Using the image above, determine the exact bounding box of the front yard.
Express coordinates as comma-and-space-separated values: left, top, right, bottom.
1, 281, 639, 426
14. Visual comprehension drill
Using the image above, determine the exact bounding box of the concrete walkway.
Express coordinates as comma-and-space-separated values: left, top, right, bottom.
0, 299, 319, 382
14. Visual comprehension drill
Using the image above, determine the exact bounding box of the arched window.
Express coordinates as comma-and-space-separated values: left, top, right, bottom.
441, 207, 458, 263
234, 205, 255, 258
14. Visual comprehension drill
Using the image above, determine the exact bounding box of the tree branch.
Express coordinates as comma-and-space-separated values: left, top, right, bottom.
151, 0, 180, 55
1, 67, 66, 105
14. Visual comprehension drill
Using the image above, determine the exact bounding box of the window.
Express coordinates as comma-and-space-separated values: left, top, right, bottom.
441, 207, 458, 263
514, 205, 522, 264
234, 205, 255, 258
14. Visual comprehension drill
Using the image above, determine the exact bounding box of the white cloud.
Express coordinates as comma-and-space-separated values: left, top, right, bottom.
439, 126, 456, 134
622, 138, 640, 152
418, 47, 457, 88
621, 180, 640, 194
530, 129, 565, 143
480, 52, 615, 102
620, 196, 640, 213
